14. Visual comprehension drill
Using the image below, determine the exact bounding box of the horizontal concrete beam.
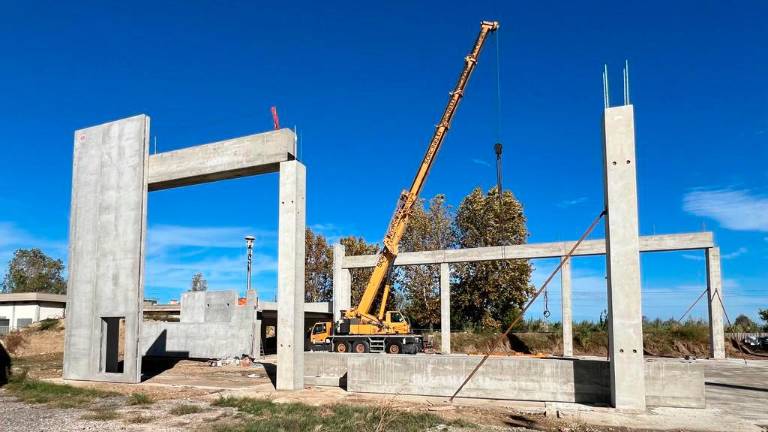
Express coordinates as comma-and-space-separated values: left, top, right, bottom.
147, 128, 295, 191
342, 232, 713, 268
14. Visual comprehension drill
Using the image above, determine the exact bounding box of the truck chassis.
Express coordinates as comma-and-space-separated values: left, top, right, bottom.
310, 334, 423, 354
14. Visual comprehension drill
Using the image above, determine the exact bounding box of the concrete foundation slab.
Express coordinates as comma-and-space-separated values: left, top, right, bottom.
63, 115, 149, 383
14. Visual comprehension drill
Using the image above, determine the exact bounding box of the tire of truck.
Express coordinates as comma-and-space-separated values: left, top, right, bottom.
334, 341, 349, 353
352, 340, 369, 353
386, 342, 402, 354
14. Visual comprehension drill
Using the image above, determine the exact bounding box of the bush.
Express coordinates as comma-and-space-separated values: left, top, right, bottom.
1, 332, 28, 354
36, 319, 60, 331
169, 404, 204, 415
127, 392, 154, 405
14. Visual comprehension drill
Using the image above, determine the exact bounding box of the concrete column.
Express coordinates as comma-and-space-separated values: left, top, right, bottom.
602, 104, 646, 410
276, 160, 306, 390
706, 247, 726, 359
440, 263, 451, 354
332, 244, 351, 323
561, 257, 573, 357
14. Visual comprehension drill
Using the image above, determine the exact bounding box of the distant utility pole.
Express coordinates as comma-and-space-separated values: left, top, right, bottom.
245, 235, 255, 293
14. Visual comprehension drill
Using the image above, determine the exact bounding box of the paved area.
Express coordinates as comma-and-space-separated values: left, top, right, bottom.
702, 359, 768, 426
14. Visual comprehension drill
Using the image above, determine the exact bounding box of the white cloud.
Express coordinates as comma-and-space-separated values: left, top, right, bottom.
0, 222, 34, 248
147, 224, 275, 255
683, 188, 768, 232
471, 158, 491, 167
0, 221, 68, 281
682, 247, 746, 261
557, 197, 588, 208
681, 253, 704, 261
309, 223, 345, 244
721, 247, 747, 260
145, 253, 276, 291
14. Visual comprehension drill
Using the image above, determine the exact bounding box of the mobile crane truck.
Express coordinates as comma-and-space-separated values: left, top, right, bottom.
308, 21, 499, 354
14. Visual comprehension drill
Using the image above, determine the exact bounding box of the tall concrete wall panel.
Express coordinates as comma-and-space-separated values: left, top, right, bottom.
63, 115, 149, 383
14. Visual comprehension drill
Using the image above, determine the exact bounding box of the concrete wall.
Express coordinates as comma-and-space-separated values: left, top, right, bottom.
305, 353, 704, 408
64, 115, 149, 384
39, 304, 66, 320
142, 290, 259, 359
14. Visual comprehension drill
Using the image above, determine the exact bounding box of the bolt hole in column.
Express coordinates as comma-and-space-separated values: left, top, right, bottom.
612, 161, 617, 165
101, 317, 126, 373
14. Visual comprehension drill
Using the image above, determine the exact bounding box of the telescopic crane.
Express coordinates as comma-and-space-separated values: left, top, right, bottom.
309, 21, 499, 354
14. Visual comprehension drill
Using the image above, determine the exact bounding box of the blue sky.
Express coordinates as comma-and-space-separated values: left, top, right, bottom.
0, 1, 765, 323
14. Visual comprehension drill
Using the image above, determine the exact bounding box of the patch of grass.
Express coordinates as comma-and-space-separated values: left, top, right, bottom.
81, 408, 120, 421
127, 392, 154, 405
5, 371, 116, 408
169, 404, 204, 415
212, 396, 471, 432
125, 413, 154, 423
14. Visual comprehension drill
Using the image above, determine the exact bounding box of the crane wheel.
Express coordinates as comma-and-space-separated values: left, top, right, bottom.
386, 343, 402, 354
352, 341, 369, 353
334, 342, 349, 353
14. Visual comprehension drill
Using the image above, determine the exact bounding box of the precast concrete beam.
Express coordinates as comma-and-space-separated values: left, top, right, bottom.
706, 247, 726, 359
147, 129, 296, 191
561, 257, 573, 357
276, 160, 306, 390
603, 104, 646, 410
440, 263, 451, 354
341, 233, 714, 268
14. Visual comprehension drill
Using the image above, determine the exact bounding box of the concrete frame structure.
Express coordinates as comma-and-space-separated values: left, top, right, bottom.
335, 231, 723, 360
64, 116, 306, 389
331, 103, 725, 408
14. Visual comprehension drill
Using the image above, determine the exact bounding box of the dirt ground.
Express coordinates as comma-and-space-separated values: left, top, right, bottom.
3, 322, 768, 432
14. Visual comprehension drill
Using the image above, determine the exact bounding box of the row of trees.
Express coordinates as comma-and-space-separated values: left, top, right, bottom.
304, 187, 535, 330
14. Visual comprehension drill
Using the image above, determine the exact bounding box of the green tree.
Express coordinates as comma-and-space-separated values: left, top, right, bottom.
190, 272, 208, 292
452, 187, 534, 329
339, 236, 379, 306
730, 314, 759, 333
305, 228, 333, 302
397, 194, 457, 329
760, 309, 768, 331
1, 248, 67, 294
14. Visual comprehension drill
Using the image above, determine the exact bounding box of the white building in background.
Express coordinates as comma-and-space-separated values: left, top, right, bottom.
0, 292, 66, 334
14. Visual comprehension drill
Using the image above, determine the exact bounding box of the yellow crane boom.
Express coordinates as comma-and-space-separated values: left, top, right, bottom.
345, 20, 499, 325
